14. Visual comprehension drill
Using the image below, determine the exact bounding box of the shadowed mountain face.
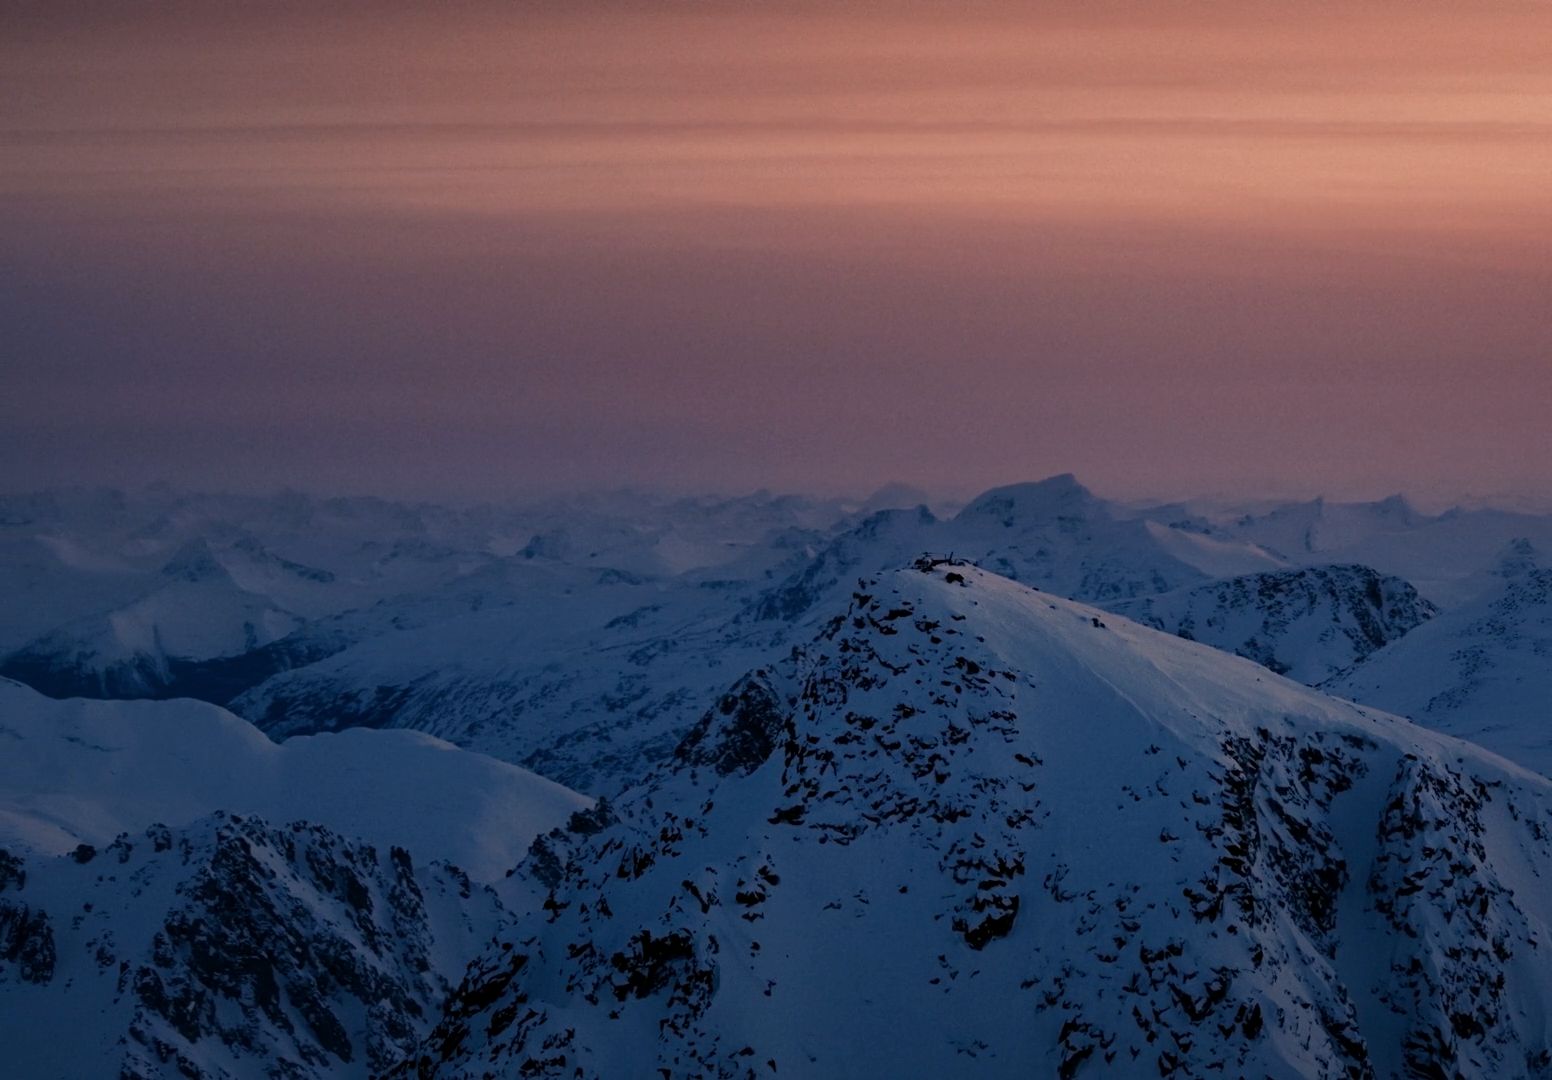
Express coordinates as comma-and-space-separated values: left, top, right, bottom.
396, 562, 1552, 1079
1103, 564, 1438, 684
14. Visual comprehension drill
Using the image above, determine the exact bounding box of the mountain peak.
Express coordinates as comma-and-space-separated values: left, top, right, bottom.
954, 473, 1098, 526
401, 560, 1552, 1079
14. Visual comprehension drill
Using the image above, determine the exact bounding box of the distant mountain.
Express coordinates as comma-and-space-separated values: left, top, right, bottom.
751, 474, 1285, 625
1328, 540, 1552, 777
1217, 494, 1426, 558
855, 480, 934, 514
0, 486, 850, 715
1105, 564, 1438, 684
946, 475, 1228, 595
1207, 496, 1552, 607
397, 562, 1552, 1078
230, 477, 1295, 793
228, 575, 788, 795
0, 542, 313, 701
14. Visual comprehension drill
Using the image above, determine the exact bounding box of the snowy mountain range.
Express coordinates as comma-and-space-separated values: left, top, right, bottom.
6, 479, 1552, 794
6, 479, 1552, 1076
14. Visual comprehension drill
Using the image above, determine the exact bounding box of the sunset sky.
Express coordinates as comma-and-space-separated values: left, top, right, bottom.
5, 1, 1550, 501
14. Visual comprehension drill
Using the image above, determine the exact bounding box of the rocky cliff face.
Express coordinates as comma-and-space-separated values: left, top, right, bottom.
0, 814, 509, 1080
394, 562, 1552, 1079
1104, 564, 1438, 685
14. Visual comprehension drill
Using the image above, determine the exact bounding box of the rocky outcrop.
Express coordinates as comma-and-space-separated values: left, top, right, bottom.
1105, 564, 1437, 684
0, 815, 509, 1080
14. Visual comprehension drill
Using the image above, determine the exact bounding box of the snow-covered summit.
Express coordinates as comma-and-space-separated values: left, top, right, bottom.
398, 561, 1552, 1078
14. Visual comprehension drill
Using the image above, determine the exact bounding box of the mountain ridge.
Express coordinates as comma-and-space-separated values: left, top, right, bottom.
396, 560, 1552, 1078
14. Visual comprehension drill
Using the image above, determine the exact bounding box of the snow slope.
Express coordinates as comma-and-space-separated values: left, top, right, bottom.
398, 562, 1552, 1079
0, 679, 597, 1078
0, 679, 589, 881
227, 564, 791, 794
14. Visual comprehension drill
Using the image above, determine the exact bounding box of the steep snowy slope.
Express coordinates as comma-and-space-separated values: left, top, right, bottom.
0, 679, 589, 881
1105, 565, 1437, 684
1137, 518, 1290, 579
1329, 542, 1552, 777
0, 814, 511, 1079
398, 562, 1552, 1079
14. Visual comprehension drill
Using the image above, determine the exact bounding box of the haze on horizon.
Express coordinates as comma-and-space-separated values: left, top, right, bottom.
4, 1, 1550, 504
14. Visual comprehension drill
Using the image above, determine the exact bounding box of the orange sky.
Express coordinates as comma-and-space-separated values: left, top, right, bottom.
4, 2, 1551, 499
